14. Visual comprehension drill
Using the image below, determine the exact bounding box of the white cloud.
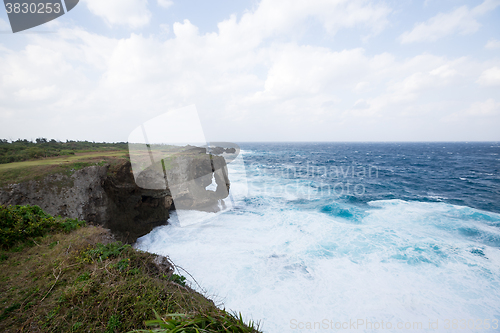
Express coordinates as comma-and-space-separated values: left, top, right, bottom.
259, 46, 369, 97
216, 0, 391, 47
447, 98, 500, 120
1, 25, 495, 141
399, 0, 500, 43
0, 38, 93, 137
471, 0, 500, 15
466, 99, 500, 116
485, 38, 500, 49
84, 0, 151, 28
0, 1, 499, 141
477, 67, 500, 86
157, 0, 173, 9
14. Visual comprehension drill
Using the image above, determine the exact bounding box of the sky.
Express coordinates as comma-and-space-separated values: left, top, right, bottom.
0, 0, 499, 142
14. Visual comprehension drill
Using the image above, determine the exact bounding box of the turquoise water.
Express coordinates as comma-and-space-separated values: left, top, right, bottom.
136, 142, 500, 332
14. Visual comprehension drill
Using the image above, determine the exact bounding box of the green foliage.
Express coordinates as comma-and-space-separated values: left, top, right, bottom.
78, 242, 131, 263
0, 303, 20, 321
106, 314, 122, 333
0, 206, 260, 333
0, 205, 86, 250
116, 258, 130, 271
0, 138, 127, 164
168, 274, 187, 287
76, 272, 91, 282
71, 322, 83, 331
61, 218, 86, 232
131, 309, 260, 333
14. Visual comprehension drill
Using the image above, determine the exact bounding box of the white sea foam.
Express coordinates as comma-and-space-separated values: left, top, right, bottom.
135, 154, 500, 333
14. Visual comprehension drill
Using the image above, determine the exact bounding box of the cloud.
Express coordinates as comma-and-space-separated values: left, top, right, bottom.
477, 67, 500, 86
485, 38, 500, 49
0, 1, 499, 141
465, 99, 500, 116
0, 25, 495, 141
399, 0, 500, 43
0, 36, 93, 139
157, 0, 173, 9
84, 0, 151, 28
446, 98, 500, 119
217, 0, 392, 46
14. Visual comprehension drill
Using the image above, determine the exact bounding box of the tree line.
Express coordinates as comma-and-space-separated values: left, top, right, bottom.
0, 138, 127, 164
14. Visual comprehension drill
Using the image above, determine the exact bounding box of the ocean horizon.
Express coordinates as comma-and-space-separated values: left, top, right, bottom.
136, 142, 500, 332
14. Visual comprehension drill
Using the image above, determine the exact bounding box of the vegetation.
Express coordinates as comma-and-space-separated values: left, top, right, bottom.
0, 205, 260, 332
0, 138, 127, 164
0, 151, 128, 187
0, 205, 85, 249
133, 310, 261, 333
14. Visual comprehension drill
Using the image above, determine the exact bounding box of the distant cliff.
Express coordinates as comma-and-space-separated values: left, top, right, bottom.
0, 154, 230, 243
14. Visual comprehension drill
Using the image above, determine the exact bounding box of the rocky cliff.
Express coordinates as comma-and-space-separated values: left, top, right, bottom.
0, 154, 230, 243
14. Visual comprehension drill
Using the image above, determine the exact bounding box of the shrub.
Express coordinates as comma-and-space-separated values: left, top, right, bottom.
0, 205, 85, 250
168, 274, 187, 287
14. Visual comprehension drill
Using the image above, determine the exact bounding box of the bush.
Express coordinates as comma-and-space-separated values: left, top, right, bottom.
0, 205, 86, 249
168, 274, 187, 287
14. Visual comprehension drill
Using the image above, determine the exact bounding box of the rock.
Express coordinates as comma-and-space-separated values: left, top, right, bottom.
0, 154, 231, 243
209, 146, 225, 155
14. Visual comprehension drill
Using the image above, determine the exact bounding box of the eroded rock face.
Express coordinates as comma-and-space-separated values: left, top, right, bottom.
102, 160, 173, 243
0, 155, 230, 243
162, 154, 230, 212
0, 166, 109, 224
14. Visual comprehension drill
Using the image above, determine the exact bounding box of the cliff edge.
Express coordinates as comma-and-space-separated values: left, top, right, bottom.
0, 153, 230, 243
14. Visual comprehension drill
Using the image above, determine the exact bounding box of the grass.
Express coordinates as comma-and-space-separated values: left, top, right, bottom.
0, 139, 128, 164
132, 310, 261, 333
0, 206, 261, 332
0, 150, 127, 171
0, 152, 128, 187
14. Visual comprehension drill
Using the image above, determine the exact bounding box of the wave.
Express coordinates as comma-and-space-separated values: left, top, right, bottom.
136, 198, 500, 332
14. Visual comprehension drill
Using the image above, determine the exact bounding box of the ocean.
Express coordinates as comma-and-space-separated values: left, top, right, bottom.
135, 142, 500, 332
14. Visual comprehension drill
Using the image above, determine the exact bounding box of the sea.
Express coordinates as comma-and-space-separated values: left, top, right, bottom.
135, 142, 500, 332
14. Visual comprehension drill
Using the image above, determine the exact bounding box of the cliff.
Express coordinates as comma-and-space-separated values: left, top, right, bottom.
0, 153, 230, 243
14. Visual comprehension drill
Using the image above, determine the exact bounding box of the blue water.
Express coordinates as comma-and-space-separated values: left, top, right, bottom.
136, 142, 500, 332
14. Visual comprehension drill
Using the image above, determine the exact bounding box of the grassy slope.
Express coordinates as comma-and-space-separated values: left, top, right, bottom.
0, 224, 260, 332
0, 151, 127, 171
0, 151, 128, 187
0, 140, 128, 164
0, 150, 260, 332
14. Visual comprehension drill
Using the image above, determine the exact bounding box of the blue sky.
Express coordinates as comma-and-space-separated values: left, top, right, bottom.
0, 0, 499, 142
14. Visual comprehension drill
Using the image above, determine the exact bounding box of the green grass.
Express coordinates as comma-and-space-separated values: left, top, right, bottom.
0, 139, 128, 164
0, 151, 127, 171
0, 152, 128, 187
131, 310, 260, 333
0, 206, 261, 332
